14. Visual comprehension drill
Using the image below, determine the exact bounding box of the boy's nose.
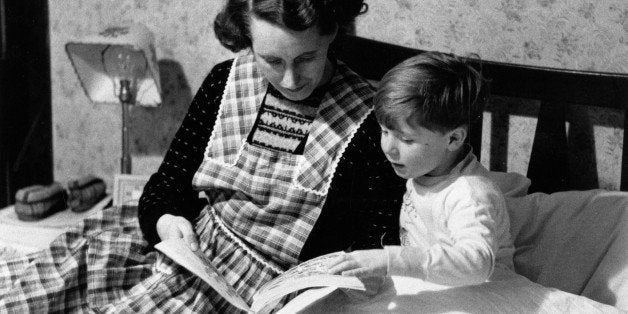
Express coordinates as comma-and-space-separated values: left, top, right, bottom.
381, 137, 399, 160
387, 147, 399, 160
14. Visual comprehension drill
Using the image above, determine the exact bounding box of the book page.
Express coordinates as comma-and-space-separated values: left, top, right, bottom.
275, 286, 340, 314
251, 251, 365, 313
155, 238, 251, 312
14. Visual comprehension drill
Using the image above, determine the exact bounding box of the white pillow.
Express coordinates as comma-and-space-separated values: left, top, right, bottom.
507, 190, 628, 310
487, 171, 531, 197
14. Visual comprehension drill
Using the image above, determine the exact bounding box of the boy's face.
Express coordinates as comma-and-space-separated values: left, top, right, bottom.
379, 118, 452, 180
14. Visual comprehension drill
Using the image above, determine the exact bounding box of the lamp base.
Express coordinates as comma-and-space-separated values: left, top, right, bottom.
121, 97, 132, 174
121, 155, 132, 175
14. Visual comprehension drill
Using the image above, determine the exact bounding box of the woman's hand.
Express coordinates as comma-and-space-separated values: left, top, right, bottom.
156, 214, 199, 251
327, 249, 388, 277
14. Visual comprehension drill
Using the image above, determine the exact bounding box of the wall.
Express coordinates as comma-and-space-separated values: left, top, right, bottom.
49, 0, 627, 190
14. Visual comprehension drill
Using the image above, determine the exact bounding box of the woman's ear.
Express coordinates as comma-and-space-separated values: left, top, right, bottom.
323, 24, 339, 46
447, 126, 467, 151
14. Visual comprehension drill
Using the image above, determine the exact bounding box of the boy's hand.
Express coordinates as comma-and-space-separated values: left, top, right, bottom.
327, 249, 388, 277
343, 276, 386, 300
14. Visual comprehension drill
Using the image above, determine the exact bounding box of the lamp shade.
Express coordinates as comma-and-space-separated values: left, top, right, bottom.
65, 23, 161, 107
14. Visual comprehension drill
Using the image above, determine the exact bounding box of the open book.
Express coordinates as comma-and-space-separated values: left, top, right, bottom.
155, 238, 365, 313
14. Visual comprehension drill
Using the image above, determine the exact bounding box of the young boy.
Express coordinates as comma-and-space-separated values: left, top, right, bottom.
328, 52, 514, 287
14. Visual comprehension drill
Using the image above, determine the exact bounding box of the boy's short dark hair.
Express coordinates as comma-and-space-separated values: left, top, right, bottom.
374, 51, 489, 134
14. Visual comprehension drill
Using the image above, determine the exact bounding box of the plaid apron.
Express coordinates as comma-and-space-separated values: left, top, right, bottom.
0, 54, 373, 313
190, 54, 374, 302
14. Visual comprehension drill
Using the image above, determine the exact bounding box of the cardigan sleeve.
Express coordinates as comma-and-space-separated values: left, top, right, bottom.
138, 59, 232, 245
350, 113, 405, 249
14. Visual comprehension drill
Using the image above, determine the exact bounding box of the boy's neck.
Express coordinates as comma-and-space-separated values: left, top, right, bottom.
414, 145, 470, 185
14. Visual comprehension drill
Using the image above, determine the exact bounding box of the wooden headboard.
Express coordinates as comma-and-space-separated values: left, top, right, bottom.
335, 35, 628, 193
335, 36, 628, 193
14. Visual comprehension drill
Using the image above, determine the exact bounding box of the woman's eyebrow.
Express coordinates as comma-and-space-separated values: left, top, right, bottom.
297, 50, 318, 57
258, 50, 319, 60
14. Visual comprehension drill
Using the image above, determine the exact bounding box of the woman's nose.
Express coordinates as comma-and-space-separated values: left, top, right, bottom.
280, 66, 300, 89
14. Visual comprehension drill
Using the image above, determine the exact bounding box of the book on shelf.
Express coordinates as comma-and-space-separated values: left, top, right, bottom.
155, 238, 365, 313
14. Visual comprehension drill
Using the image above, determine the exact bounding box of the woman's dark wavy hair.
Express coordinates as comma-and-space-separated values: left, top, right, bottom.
214, 0, 367, 52
374, 52, 489, 135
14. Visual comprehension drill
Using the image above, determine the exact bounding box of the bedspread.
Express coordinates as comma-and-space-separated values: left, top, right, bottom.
1, 188, 626, 312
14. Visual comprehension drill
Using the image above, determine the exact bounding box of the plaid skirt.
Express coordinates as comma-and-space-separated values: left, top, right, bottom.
0, 205, 281, 313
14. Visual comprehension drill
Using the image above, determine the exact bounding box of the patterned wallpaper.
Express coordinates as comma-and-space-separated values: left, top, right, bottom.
49, 0, 627, 190
356, 0, 628, 190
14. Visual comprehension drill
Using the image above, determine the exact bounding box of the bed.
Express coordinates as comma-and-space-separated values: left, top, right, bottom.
1, 35, 627, 313
279, 35, 628, 313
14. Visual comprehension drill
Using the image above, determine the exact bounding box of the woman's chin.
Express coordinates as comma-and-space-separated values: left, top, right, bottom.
278, 86, 313, 101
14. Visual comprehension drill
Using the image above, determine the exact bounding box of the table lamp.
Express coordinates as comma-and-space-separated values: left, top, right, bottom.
65, 23, 161, 174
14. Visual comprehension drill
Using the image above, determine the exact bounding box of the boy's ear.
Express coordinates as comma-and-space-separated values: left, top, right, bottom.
447, 127, 467, 151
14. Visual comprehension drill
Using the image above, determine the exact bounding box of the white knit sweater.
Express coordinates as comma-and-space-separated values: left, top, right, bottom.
385, 152, 515, 286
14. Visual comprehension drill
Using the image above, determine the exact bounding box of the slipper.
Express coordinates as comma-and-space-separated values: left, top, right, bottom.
67, 175, 107, 213
14, 182, 67, 221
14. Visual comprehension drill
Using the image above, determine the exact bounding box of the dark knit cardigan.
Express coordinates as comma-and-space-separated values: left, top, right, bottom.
138, 59, 404, 262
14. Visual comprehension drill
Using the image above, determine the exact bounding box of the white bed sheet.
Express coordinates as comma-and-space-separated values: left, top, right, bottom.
0, 195, 112, 258
282, 270, 622, 313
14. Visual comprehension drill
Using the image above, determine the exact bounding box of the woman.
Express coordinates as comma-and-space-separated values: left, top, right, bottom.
0, 0, 403, 312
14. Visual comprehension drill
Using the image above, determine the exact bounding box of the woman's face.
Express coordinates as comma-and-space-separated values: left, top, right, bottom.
249, 15, 336, 101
